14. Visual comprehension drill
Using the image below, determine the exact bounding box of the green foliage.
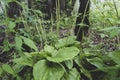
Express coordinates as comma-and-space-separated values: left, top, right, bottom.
55, 36, 80, 48
7, 21, 16, 32
15, 35, 22, 50
0, 0, 120, 80
62, 68, 80, 80
90, 0, 120, 29
0, 67, 3, 77
2, 64, 16, 77
33, 60, 64, 80
47, 47, 79, 62
7, 35, 120, 80
87, 57, 106, 71
21, 36, 38, 51
100, 27, 120, 38
108, 50, 120, 65
12, 36, 80, 80
14, 55, 34, 67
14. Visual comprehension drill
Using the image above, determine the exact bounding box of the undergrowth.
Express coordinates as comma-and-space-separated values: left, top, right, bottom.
0, 0, 120, 80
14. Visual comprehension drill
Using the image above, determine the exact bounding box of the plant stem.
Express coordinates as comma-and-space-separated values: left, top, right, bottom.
113, 0, 119, 19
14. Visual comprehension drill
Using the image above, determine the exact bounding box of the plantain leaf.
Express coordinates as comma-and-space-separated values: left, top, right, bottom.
21, 36, 38, 51
14, 53, 34, 67
33, 60, 64, 80
108, 50, 120, 65
55, 36, 79, 48
74, 57, 92, 80
2, 64, 16, 76
15, 36, 22, 50
47, 47, 79, 62
8, 21, 16, 32
62, 68, 80, 80
87, 57, 106, 71
64, 60, 73, 69
0, 67, 3, 76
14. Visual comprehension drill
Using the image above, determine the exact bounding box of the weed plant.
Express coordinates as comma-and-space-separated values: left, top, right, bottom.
0, 0, 120, 80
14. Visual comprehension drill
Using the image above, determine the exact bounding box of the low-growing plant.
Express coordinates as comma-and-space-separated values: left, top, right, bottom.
1, 36, 120, 80
0, 0, 120, 80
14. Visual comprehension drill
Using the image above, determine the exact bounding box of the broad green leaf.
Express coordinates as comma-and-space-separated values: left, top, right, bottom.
15, 36, 22, 50
74, 57, 92, 80
0, 67, 3, 76
16, 76, 22, 80
2, 64, 16, 76
64, 60, 73, 69
8, 21, 16, 29
47, 47, 79, 62
44, 45, 57, 56
109, 29, 120, 37
87, 57, 106, 71
44, 45, 55, 53
33, 60, 64, 80
14, 56, 33, 67
98, 69, 120, 80
8, 21, 16, 32
80, 68, 92, 80
55, 36, 79, 48
13, 64, 24, 73
108, 50, 120, 65
62, 68, 80, 80
21, 36, 38, 51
